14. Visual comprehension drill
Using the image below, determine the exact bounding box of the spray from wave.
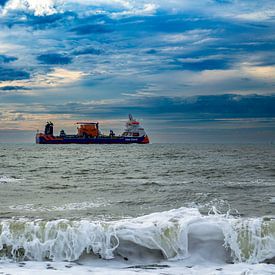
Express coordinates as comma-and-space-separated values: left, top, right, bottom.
0, 207, 274, 264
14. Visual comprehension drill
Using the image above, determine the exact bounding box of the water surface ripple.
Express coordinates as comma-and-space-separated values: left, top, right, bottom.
0, 143, 274, 220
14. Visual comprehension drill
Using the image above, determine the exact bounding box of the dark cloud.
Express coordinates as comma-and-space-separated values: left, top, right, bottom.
133, 94, 275, 118
146, 49, 158, 54
171, 58, 230, 71
0, 66, 30, 81
21, 94, 275, 119
116, 14, 223, 34
0, 0, 8, 6
70, 24, 113, 35
73, 47, 103, 55
213, 0, 233, 4
247, 23, 269, 28
84, 94, 275, 119
0, 86, 31, 91
0, 54, 18, 63
37, 53, 72, 64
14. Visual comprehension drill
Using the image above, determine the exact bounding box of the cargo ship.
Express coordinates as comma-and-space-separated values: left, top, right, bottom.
36, 114, 149, 144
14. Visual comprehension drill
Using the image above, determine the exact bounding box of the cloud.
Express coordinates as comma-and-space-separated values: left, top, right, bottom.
0, 85, 31, 90
0, 68, 86, 91
0, 54, 17, 63
242, 65, 275, 80
0, 108, 72, 130
213, 0, 232, 3
171, 57, 230, 71
1, 93, 275, 143
1, 0, 274, 24
70, 23, 113, 35
39, 68, 87, 86
8, 94, 275, 118
145, 49, 157, 54
0, 66, 30, 81
109, 3, 157, 18
0, 0, 9, 6
37, 53, 72, 65
2, 0, 61, 16
233, 10, 275, 22
73, 47, 103, 55
122, 94, 275, 118
161, 29, 214, 44
0, 1, 275, 121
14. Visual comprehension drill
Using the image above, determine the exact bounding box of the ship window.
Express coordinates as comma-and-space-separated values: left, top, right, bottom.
133, 133, 139, 137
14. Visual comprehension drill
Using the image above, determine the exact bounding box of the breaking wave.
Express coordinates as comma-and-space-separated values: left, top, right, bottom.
0, 207, 274, 264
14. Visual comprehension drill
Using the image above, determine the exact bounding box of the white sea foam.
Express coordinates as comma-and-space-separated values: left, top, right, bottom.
0, 260, 275, 275
53, 202, 104, 211
0, 176, 23, 184
9, 204, 36, 211
9, 201, 106, 212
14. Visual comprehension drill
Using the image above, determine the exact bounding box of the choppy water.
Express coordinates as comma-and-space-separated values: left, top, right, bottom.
0, 143, 275, 274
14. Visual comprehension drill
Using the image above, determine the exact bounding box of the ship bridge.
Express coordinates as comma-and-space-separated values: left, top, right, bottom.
123, 114, 146, 137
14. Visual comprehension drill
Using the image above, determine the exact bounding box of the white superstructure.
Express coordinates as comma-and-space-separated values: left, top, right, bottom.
122, 114, 147, 137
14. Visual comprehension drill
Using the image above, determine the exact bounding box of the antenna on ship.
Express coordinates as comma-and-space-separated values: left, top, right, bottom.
129, 114, 133, 121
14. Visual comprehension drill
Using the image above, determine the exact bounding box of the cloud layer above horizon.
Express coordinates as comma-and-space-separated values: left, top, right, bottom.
0, 0, 275, 141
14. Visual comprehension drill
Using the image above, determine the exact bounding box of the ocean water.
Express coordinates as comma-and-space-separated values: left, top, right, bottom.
0, 143, 274, 274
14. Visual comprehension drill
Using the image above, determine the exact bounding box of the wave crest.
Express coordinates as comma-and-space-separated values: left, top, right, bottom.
0, 176, 23, 184
0, 207, 274, 264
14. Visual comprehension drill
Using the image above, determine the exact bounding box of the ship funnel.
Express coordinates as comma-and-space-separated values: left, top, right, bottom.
44, 121, 54, 135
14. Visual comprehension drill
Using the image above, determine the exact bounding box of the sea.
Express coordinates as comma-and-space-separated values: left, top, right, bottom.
0, 143, 274, 275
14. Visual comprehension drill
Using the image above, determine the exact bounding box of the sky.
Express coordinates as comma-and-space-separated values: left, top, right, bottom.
0, 0, 275, 143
